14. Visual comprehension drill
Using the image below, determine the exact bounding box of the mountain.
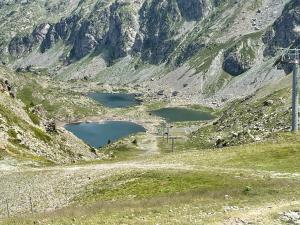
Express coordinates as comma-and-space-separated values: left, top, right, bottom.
0, 0, 299, 161
0, 0, 297, 105
1, 0, 300, 224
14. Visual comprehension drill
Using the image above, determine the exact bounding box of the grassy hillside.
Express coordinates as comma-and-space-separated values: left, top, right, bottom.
1, 132, 299, 224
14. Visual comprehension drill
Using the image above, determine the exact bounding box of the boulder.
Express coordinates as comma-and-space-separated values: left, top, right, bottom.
43, 120, 56, 133
157, 90, 164, 96
223, 41, 256, 76
0, 79, 16, 98
263, 100, 274, 106
172, 91, 179, 97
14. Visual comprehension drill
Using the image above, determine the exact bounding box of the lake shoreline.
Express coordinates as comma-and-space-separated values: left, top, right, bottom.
57, 114, 162, 134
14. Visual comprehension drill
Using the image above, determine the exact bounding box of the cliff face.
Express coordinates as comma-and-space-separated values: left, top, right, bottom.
264, 0, 300, 55
223, 39, 257, 76
134, 0, 212, 64
5, 0, 213, 64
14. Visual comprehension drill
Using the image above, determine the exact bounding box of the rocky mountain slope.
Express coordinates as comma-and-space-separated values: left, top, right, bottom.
0, 0, 297, 106
0, 66, 99, 165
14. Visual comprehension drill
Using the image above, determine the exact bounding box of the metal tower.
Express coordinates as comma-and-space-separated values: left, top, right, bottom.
279, 48, 300, 132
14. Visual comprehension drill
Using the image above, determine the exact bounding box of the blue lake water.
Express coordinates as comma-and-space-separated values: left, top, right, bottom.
88, 92, 142, 108
151, 107, 214, 123
65, 121, 146, 148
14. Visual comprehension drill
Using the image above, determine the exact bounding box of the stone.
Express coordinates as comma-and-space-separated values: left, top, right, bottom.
43, 120, 56, 133
215, 137, 227, 148
280, 211, 300, 224
157, 90, 164, 96
223, 46, 255, 76
231, 132, 238, 138
0, 78, 16, 98
263, 100, 274, 106
172, 91, 179, 97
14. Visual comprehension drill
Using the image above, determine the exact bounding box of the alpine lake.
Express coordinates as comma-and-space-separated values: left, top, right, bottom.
65, 93, 214, 148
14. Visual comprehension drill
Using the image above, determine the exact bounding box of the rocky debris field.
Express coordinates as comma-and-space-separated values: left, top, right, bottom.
280, 211, 300, 224
189, 86, 293, 149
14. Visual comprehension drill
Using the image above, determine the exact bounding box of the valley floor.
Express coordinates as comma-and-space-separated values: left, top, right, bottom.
0, 69, 299, 224
0, 132, 300, 224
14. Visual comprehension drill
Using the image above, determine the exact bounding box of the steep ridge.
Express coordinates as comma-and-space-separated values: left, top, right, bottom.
0, 66, 98, 164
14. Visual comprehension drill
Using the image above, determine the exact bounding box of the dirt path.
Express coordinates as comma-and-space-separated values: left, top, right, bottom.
0, 160, 191, 218
138, 134, 160, 155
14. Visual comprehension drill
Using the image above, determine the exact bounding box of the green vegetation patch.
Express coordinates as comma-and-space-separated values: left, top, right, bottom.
77, 169, 300, 204
158, 132, 300, 174
32, 127, 52, 143
102, 144, 141, 162
6, 144, 54, 165
222, 133, 300, 173
0, 102, 51, 144
7, 128, 17, 139
24, 106, 40, 125
15, 72, 104, 120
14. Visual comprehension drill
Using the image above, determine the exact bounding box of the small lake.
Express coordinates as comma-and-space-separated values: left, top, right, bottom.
88, 92, 142, 108
151, 107, 214, 123
65, 121, 146, 148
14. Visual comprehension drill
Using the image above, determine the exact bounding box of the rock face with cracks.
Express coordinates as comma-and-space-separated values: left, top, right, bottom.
5, 0, 213, 64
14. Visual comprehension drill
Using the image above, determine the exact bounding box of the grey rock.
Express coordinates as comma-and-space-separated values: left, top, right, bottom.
8, 35, 35, 57
172, 91, 179, 97
223, 43, 255, 76
43, 120, 56, 133
264, 0, 300, 59
280, 211, 300, 224
263, 100, 274, 106
157, 90, 164, 96
0, 78, 16, 98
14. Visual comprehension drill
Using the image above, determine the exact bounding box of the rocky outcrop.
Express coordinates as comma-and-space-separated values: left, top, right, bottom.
172, 41, 206, 66
176, 0, 211, 21
191, 91, 291, 149
8, 15, 80, 57
223, 52, 251, 76
0, 78, 15, 98
43, 119, 56, 133
264, 0, 300, 56
71, 22, 99, 59
7, 0, 213, 64
280, 211, 300, 224
133, 0, 181, 63
134, 0, 213, 64
106, 1, 139, 60
8, 35, 35, 57
223, 40, 256, 76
